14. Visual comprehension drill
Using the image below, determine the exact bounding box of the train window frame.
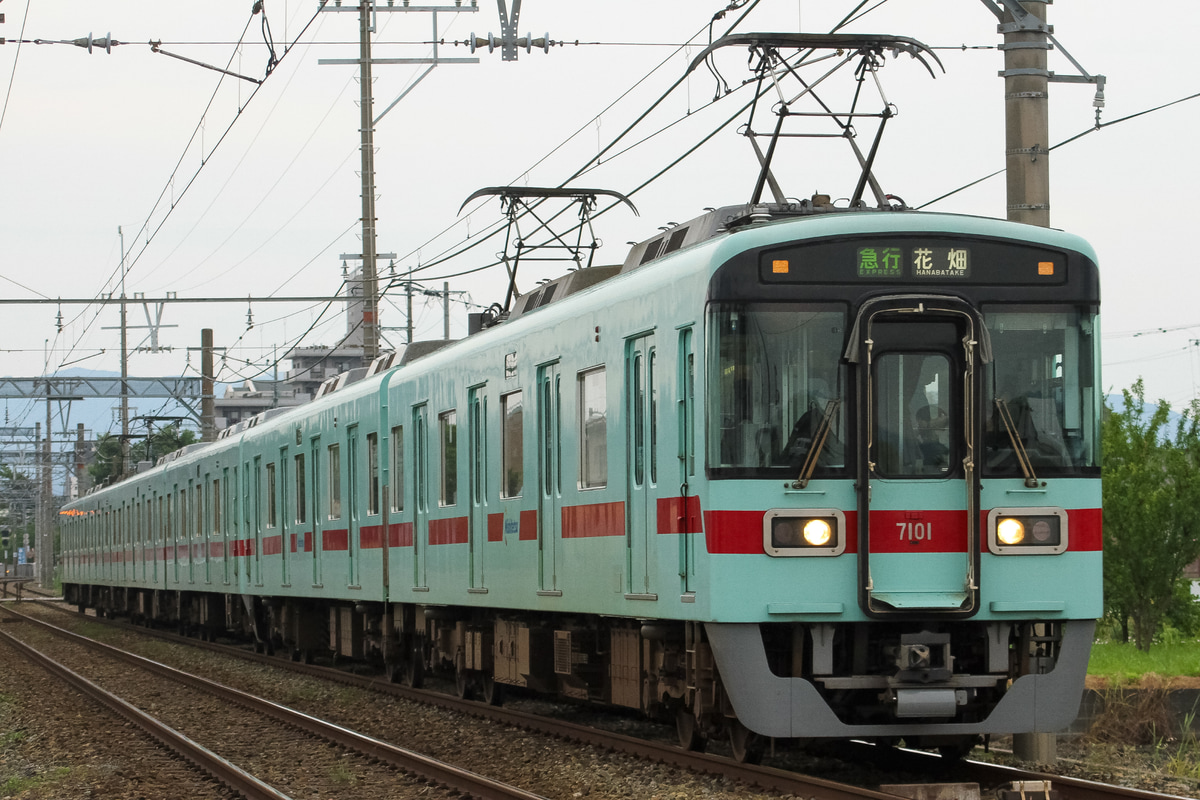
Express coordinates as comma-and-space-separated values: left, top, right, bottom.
294, 454, 307, 524
578, 366, 608, 490
872, 350, 956, 479
439, 410, 458, 507
328, 443, 342, 520
981, 304, 1100, 477
390, 426, 404, 512
706, 302, 849, 479
266, 462, 277, 529
367, 431, 380, 516
213, 478, 222, 534
501, 390, 524, 499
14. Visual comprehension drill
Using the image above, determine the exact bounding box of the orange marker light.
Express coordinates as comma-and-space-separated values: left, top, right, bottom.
1038, 261, 1055, 276
772, 259, 790, 274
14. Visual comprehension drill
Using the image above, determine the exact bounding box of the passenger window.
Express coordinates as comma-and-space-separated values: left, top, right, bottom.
367, 432, 380, 515
328, 444, 342, 519
501, 391, 523, 498
578, 367, 607, 489
391, 426, 404, 511
440, 410, 458, 506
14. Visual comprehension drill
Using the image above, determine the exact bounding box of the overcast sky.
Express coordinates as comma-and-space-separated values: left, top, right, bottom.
1, 0, 1198, 445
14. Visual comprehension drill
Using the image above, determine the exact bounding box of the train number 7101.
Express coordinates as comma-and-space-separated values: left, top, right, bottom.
897, 521, 932, 542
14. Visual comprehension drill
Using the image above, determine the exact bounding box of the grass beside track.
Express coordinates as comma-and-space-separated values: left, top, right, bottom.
1087, 641, 1200, 687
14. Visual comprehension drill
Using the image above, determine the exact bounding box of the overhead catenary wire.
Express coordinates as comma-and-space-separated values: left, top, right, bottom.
393, 0, 902, 286
40, 5, 330, 404
919, 90, 1200, 210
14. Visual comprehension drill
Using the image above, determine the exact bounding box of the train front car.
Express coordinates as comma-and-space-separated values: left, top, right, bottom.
694, 209, 1100, 754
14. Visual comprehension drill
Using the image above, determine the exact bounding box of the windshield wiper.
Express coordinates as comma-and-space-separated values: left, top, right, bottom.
792, 399, 841, 489
994, 398, 1040, 488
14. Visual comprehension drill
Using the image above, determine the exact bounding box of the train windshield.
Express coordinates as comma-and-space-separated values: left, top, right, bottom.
983, 305, 1101, 475
707, 303, 848, 477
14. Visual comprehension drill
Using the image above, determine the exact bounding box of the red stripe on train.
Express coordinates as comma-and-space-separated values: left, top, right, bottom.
562, 501, 624, 538
429, 517, 469, 545
519, 509, 538, 541
323, 529, 349, 552
703, 508, 1100, 555
657, 496, 703, 534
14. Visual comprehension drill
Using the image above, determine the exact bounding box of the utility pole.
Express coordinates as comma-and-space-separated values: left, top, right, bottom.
987, 0, 1103, 765
319, 0, 479, 360
1002, 0, 1054, 765
119, 226, 131, 476
201, 328, 216, 442
357, 2, 381, 361
406, 272, 414, 346
1001, 1, 1050, 227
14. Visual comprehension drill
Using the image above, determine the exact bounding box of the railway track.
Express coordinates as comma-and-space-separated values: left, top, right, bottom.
1, 604, 550, 800
14, 600, 1197, 800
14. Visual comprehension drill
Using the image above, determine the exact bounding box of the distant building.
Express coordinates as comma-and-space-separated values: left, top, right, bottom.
213, 267, 370, 430
213, 379, 308, 430
282, 346, 367, 401
1186, 558, 1200, 599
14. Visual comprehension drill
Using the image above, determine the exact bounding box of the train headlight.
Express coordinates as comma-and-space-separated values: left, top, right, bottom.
987, 507, 1068, 555
996, 518, 1025, 545
763, 509, 846, 557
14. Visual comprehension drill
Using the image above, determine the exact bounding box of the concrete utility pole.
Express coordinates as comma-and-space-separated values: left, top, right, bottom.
318, 1, 479, 359
119, 226, 131, 477
357, 3, 381, 361
989, 0, 1103, 765
1001, 0, 1056, 766
201, 328, 216, 442
1001, 1, 1050, 227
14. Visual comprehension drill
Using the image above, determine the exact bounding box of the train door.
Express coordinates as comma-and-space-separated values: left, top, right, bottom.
279, 453, 289, 587
186, 479, 195, 585
625, 333, 657, 597
677, 328, 698, 595
222, 470, 232, 585
468, 386, 487, 591
852, 298, 981, 615
169, 488, 178, 586
310, 438, 323, 587
252, 458, 263, 586
412, 405, 429, 589
347, 426, 359, 587
536, 362, 562, 595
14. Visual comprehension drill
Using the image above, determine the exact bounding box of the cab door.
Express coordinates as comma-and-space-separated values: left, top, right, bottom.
853, 297, 982, 615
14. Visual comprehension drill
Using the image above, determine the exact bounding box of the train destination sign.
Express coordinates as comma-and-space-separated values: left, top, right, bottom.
760, 237, 1067, 285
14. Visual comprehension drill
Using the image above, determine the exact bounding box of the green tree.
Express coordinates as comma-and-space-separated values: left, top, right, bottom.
89, 425, 199, 485
1102, 380, 1200, 651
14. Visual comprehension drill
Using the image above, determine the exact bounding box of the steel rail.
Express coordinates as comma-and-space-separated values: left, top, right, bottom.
32, 601, 904, 800
5, 605, 549, 800
0, 627, 292, 800
33, 600, 1193, 800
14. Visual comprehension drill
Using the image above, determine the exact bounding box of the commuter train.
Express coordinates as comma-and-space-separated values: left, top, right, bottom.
61, 199, 1101, 761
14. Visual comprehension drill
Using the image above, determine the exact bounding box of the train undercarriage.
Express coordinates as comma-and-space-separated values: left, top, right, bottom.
64, 582, 1073, 763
